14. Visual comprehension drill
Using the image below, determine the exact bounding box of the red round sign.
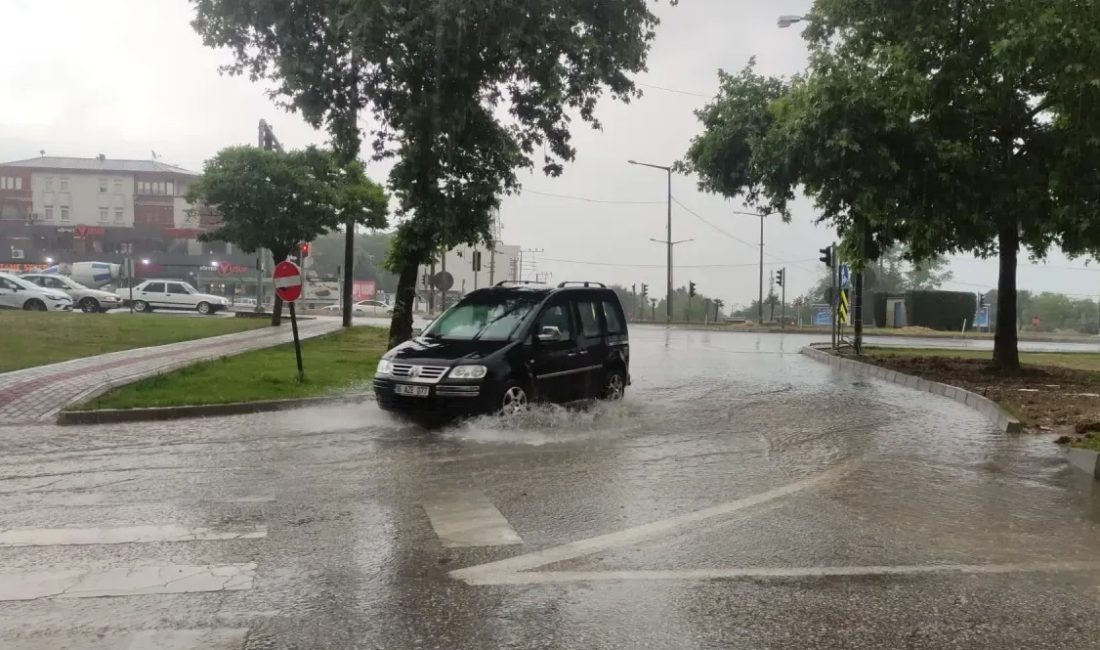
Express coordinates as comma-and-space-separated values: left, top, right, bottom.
273, 260, 303, 302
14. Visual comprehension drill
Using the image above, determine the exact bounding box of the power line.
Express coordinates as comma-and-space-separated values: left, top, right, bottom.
670, 196, 761, 252
541, 256, 817, 269
521, 188, 664, 205
636, 82, 712, 99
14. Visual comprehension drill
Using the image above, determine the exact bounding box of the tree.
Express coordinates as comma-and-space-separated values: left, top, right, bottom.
187, 146, 388, 325
191, 0, 670, 347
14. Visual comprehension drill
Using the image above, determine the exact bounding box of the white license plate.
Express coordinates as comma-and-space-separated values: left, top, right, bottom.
394, 384, 430, 397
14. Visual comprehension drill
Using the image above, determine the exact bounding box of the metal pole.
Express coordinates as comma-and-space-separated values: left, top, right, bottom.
440, 246, 447, 311
781, 268, 786, 330
666, 168, 673, 324
758, 214, 764, 326
489, 242, 496, 285
127, 256, 134, 314
831, 244, 838, 350
289, 301, 304, 382
342, 224, 354, 327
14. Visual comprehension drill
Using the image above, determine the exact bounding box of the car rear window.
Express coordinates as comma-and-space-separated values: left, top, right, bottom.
602, 300, 625, 335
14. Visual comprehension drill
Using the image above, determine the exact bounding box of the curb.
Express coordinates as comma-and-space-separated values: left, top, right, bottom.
57, 393, 372, 426
1067, 447, 1100, 479
800, 346, 1023, 434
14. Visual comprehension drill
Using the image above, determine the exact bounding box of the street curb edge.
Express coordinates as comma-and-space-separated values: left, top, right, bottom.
800, 346, 1023, 434
56, 393, 372, 426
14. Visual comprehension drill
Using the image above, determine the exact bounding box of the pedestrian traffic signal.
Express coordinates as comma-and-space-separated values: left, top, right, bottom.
775, 268, 785, 288
689, 281, 696, 298
819, 246, 833, 268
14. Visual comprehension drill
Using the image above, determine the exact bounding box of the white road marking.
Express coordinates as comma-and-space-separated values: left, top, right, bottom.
3, 627, 249, 650
451, 461, 857, 583
0, 563, 256, 601
0, 524, 266, 547
460, 562, 1100, 585
424, 489, 523, 548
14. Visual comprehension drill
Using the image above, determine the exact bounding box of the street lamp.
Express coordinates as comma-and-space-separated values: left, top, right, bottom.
777, 14, 809, 28
45, 257, 54, 264
732, 209, 780, 325
628, 159, 674, 323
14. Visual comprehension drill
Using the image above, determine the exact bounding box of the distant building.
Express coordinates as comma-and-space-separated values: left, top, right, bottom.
0, 155, 268, 298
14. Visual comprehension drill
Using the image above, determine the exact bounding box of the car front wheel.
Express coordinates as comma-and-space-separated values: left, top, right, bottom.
196, 302, 212, 315
133, 300, 150, 313
79, 297, 101, 314
23, 299, 47, 312
500, 383, 529, 415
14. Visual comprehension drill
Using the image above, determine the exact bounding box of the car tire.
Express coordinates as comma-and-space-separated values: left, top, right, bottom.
133, 300, 150, 313
79, 297, 101, 314
23, 299, 47, 312
196, 302, 212, 315
600, 367, 627, 401
499, 382, 530, 415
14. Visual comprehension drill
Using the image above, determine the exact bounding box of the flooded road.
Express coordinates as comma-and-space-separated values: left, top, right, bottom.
2, 327, 1099, 649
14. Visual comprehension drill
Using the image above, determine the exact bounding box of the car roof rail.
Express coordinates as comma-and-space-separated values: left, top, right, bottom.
557, 281, 607, 288
494, 280, 546, 287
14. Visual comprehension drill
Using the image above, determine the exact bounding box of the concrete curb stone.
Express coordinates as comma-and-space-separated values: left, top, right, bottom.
1067, 447, 1100, 479
800, 345, 1023, 434
57, 392, 373, 426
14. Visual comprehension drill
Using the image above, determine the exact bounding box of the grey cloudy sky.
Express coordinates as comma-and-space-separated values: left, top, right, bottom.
2, 0, 1096, 306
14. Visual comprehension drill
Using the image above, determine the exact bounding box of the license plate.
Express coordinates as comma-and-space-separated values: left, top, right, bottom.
394, 384, 430, 397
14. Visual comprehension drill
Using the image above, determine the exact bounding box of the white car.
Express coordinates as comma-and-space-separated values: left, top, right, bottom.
321, 300, 393, 316
120, 279, 230, 315
0, 272, 74, 311
21, 273, 123, 313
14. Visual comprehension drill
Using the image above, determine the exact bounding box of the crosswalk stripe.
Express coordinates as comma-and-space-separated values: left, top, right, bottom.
0, 524, 266, 547
0, 563, 256, 602
423, 489, 523, 548
3, 627, 250, 650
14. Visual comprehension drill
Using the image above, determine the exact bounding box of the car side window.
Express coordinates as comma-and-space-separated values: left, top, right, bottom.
602, 300, 625, 335
24, 277, 44, 287
575, 300, 603, 338
0, 278, 19, 291
145, 282, 165, 293
46, 277, 66, 290
538, 302, 574, 340
166, 283, 187, 293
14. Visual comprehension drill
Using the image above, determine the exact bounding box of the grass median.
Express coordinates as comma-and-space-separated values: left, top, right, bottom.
0, 311, 267, 373
74, 326, 388, 411
858, 347, 1100, 443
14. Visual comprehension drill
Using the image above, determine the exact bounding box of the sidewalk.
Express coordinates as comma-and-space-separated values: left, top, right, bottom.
0, 318, 345, 424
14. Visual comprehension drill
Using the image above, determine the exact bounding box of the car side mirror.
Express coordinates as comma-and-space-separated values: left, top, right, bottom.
537, 325, 563, 343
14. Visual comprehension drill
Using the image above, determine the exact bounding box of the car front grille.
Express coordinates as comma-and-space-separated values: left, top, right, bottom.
390, 364, 449, 383
435, 385, 481, 398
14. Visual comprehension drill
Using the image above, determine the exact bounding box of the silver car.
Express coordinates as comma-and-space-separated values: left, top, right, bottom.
0, 272, 73, 311
21, 273, 123, 313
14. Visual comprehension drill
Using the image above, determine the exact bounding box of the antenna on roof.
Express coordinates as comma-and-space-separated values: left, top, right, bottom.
39, 150, 45, 157
97, 154, 106, 162
151, 150, 158, 160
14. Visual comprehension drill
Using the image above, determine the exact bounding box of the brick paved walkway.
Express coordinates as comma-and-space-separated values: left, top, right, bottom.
0, 318, 345, 424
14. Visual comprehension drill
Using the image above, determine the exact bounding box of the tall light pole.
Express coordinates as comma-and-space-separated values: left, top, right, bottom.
629, 159, 674, 323
777, 14, 810, 29
733, 209, 778, 325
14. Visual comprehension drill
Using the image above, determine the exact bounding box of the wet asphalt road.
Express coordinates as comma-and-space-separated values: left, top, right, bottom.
2, 326, 1100, 649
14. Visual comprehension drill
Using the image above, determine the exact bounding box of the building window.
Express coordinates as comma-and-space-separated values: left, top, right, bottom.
99, 207, 109, 222
16, 177, 22, 190
0, 176, 20, 190
114, 208, 124, 223
59, 177, 69, 191
166, 181, 174, 195
45, 177, 54, 191
60, 207, 70, 221
99, 178, 108, 193
44, 206, 54, 220
114, 179, 123, 193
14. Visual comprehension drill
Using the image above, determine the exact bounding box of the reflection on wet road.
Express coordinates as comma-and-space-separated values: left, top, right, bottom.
2, 327, 1099, 649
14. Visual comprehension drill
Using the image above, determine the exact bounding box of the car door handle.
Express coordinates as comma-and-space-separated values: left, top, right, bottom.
567, 352, 579, 357
578, 350, 589, 355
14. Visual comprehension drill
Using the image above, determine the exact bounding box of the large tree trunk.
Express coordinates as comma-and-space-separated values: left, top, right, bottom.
992, 222, 1020, 370
388, 257, 421, 348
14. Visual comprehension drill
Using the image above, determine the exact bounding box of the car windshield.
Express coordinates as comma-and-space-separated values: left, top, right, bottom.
422, 296, 540, 341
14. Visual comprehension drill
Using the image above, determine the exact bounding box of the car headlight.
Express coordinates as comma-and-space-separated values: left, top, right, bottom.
376, 359, 393, 375
46, 294, 67, 301
449, 365, 488, 380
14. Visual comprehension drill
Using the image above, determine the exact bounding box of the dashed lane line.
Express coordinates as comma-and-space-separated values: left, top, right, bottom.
424, 489, 523, 548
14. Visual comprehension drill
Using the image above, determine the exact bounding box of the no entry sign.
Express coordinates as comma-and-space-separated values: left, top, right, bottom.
273, 260, 303, 302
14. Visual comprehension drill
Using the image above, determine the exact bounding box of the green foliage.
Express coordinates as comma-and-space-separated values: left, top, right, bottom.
310, 231, 399, 292
191, 0, 671, 343
187, 146, 388, 260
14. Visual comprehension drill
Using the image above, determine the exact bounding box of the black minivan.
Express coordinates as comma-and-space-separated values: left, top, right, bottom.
374, 281, 630, 417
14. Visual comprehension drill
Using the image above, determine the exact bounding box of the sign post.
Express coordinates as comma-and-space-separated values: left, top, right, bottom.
273, 260, 305, 382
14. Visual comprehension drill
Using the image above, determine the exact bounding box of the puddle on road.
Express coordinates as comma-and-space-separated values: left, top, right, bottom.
443, 399, 645, 446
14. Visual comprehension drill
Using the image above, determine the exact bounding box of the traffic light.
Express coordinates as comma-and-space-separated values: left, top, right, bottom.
641, 283, 648, 298
819, 246, 833, 268
978, 293, 986, 309
299, 242, 310, 259
632, 283, 637, 295
775, 268, 785, 288
688, 281, 696, 298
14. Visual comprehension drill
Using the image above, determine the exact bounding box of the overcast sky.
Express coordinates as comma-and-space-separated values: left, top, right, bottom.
2, 0, 1096, 307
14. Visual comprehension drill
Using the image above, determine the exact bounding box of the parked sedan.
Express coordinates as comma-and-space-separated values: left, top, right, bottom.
119, 280, 230, 315
321, 300, 394, 316
21, 273, 122, 313
0, 272, 73, 311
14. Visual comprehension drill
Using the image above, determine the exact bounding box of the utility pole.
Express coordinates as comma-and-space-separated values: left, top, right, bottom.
629, 160, 674, 323
257, 120, 284, 315
759, 214, 764, 325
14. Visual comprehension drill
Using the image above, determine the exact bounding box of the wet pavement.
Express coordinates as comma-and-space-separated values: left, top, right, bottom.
1, 326, 1099, 649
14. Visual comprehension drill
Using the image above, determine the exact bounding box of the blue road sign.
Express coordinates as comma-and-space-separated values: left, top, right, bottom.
813, 305, 832, 327
974, 307, 990, 328
839, 264, 851, 289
